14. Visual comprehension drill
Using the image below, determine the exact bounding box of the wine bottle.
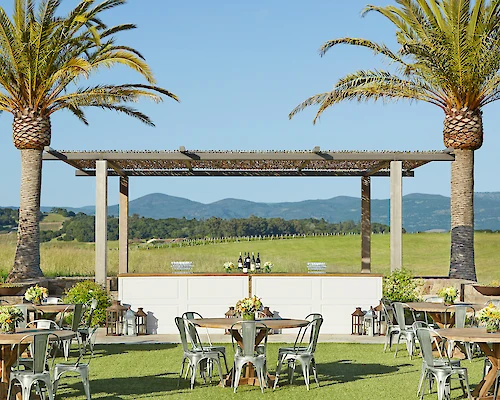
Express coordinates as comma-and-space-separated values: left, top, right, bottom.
238, 252, 243, 269
256, 252, 261, 270
243, 252, 250, 273
250, 252, 256, 272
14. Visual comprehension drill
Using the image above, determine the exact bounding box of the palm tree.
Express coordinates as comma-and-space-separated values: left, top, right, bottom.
289, 0, 500, 281
0, 0, 178, 282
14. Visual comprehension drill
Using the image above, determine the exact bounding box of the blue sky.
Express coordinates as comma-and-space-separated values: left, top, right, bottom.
1, 0, 499, 208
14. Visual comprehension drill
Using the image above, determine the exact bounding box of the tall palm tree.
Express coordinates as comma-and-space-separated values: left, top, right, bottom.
290, 0, 500, 281
0, 0, 178, 282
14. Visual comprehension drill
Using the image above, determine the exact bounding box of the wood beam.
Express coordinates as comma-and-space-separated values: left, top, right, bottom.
119, 176, 129, 274
361, 176, 371, 273
364, 161, 390, 177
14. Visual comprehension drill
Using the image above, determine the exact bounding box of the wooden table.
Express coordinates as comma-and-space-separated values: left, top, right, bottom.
406, 303, 481, 328
439, 327, 500, 399
0, 329, 76, 400
190, 317, 309, 387
25, 304, 75, 323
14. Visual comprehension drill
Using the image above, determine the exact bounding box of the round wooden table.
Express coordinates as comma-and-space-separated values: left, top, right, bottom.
438, 327, 500, 399
0, 329, 76, 400
406, 303, 481, 328
190, 317, 309, 387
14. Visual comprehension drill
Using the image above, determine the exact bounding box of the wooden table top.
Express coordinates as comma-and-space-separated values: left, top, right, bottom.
190, 318, 309, 330
406, 302, 483, 313
437, 327, 500, 343
0, 329, 75, 345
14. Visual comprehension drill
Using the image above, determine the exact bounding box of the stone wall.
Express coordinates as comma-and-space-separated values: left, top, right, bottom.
420, 277, 500, 304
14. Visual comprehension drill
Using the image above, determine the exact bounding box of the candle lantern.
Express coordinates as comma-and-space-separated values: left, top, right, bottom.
363, 307, 378, 336
106, 300, 127, 336
374, 303, 384, 335
135, 307, 148, 335
258, 306, 275, 334
351, 307, 365, 335
224, 306, 237, 334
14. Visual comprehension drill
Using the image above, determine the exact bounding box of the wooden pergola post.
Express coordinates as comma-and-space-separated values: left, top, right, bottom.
119, 176, 129, 274
95, 160, 108, 286
361, 176, 371, 273
390, 161, 403, 271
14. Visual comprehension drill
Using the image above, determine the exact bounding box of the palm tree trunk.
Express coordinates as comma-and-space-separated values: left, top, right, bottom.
449, 149, 476, 281
7, 149, 45, 282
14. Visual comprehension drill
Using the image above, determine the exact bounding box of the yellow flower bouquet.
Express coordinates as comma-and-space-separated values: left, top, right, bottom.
478, 303, 500, 333
24, 284, 48, 304
0, 306, 24, 333
235, 295, 262, 320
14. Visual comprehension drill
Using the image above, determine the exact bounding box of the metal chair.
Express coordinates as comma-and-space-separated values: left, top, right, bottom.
7, 332, 57, 400
59, 304, 85, 360
274, 316, 323, 390
444, 305, 475, 361
175, 317, 223, 389
14, 304, 28, 329
231, 321, 268, 393
78, 299, 98, 354
381, 300, 400, 352
53, 326, 98, 400
181, 311, 228, 374
392, 302, 417, 358
415, 326, 472, 400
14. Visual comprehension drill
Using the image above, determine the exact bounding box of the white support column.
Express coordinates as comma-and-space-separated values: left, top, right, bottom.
390, 161, 403, 271
95, 160, 108, 286
119, 176, 129, 274
361, 176, 371, 273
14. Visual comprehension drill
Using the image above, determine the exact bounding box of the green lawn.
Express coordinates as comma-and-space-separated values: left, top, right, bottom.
0, 232, 498, 282
52, 342, 486, 399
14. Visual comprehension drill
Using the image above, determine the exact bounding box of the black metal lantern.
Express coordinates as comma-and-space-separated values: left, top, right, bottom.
351, 307, 365, 335
135, 307, 148, 335
106, 300, 127, 336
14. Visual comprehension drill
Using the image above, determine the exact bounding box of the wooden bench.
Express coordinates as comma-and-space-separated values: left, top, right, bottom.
306, 262, 327, 274
171, 261, 193, 274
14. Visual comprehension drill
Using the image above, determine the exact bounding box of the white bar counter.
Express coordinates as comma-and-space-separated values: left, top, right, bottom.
118, 273, 383, 335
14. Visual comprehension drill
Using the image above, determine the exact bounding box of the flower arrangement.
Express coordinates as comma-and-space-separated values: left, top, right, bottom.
438, 286, 458, 305
382, 269, 423, 302
223, 261, 235, 272
477, 303, 500, 333
24, 284, 48, 304
235, 295, 262, 320
263, 261, 273, 273
0, 306, 24, 333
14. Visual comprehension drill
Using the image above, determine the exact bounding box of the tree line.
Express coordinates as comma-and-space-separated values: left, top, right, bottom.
0, 208, 391, 242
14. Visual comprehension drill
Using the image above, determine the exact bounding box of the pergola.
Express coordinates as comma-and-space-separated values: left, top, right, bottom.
42, 146, 455, 285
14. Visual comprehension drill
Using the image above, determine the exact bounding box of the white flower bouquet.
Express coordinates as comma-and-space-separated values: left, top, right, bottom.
438, 286, 458, 304
24, 284, 48, 304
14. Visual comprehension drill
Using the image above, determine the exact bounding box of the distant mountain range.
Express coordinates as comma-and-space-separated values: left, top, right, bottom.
32, 191, 500, 233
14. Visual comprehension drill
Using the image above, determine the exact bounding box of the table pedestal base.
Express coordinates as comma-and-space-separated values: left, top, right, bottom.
221, 366, 275, 388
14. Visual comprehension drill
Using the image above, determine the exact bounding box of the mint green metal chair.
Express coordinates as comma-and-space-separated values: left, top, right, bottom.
415, 326, 471, 400
274, 316, 323, 390
175, 317, 223, 389
231, 321, 268, 393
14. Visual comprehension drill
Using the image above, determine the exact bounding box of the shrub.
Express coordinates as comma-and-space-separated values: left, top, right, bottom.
63, 281, 111, 327
383, 269, 423, 303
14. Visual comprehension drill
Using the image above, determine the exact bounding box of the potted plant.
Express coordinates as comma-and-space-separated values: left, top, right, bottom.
473, 280, 500, 296
477, 303, 500, 333
235, 295, 263, 320
24, 284, 48, 305
0, 306, 24, 333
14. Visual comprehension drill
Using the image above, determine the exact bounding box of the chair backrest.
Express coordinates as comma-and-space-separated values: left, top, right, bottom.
15, 304, 28, 329
181, 315, 205, 350
393, 302, 415, 328
381, 302, 397, 326
415, 327, 448, 368
296, 317, 323, 353
17, 332, 54, 374
83, 299, 98, 328
181, 311, 203, 320
175, 317, 192, 353
425, 296, 444, 303
61, 303, 85, 331
445, 304, 475, 328
27, 319, 59, 330
305, 313, 323, 321
231, 321, 268, 358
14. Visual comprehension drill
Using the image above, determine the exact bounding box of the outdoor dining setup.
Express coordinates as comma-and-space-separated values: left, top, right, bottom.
0, 284, 99, 400
380, 291, 500, 400
175, 295, 323, 392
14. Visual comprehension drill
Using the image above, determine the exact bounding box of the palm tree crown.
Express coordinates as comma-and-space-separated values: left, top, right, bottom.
290, 0, 500, 281
0, 0, 179, 282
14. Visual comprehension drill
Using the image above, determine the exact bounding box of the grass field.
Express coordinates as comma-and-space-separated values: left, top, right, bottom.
0, 232, 498, 282
39, 213, 68, 231
53, 342, 485, 400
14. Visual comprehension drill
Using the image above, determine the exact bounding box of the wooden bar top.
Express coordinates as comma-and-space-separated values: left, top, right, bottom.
118, 272, 383, 277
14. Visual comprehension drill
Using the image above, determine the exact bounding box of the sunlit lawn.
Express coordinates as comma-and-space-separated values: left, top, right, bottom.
52, 342, 486, 400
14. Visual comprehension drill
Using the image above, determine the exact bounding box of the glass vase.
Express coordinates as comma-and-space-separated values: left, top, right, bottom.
242, 312, 255, 321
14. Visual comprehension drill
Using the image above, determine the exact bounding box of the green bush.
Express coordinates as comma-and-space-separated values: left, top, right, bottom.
63, 281, 111, 327
383, 269, 423, 303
